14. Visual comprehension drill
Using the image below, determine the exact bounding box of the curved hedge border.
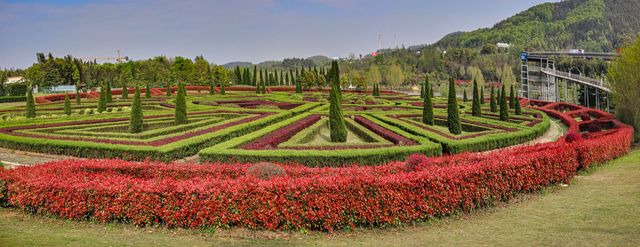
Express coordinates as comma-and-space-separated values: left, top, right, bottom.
0, 101, 632, 232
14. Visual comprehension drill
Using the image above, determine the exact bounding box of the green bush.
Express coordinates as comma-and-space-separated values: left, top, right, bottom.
447, 78, 461, 134
0, 96, 26, 103
128, 85, 144, 133
174, 83, 188, 125
490, 87, 498, 112
500, 85, 509, 121
25, 88, 36, 118
97, 82, 107, 113
472, 79, 481, 117
328, 61, 346, 142
165, 82, 172, 96
64, 94, 71, 116
122, 82, 129, 99
145, 83, 151, 98
423, 78, 433, 125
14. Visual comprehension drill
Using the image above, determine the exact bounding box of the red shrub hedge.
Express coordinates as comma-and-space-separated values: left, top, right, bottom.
0, 100, 634, 231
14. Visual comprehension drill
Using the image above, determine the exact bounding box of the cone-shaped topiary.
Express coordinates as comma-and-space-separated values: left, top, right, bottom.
420, 82, 425, 98
509, 85, 516, 109
295, 79, 302, 93
480, 86, 485, 104
128, 85, 143, 133
75, 86, 81, 105
165, 82, 172, 96
490, 87, 498, 112
447, 78, 462, 134
209, 81, 215, 95
145, 83, 151, 98
175, 82, 188, 125
105, 81, 112, 103
472, 79, 481, 117
500, 85, 510, 121
463, 88, 468, 102
121, 82, 129, 99
514, 89, 522, 115
422, 78, 433, 125
25, 86, 36, 118
220, 81, 226, 95
97, 82, 107, 113
64, 93, 72, 116
329, 61, 347, 142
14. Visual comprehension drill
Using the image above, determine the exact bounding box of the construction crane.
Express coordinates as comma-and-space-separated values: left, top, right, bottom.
79, 50, 129, 63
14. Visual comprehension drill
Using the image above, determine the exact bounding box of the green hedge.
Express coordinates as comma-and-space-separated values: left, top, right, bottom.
372, 110, 550, 154
0, 103, 321, 161
199, 113, 442, 167
0, 96, 26, 103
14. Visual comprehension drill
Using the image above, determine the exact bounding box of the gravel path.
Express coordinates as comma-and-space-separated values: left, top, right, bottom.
0, 148, 69, 168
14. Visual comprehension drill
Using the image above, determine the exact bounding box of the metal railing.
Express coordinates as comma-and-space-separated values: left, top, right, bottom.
539, 68, 610, 92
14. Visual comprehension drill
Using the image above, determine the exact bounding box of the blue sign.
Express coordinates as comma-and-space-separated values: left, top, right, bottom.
520, 52, 529, 61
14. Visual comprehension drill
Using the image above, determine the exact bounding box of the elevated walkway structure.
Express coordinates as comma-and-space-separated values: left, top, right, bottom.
520, 51, 617, 111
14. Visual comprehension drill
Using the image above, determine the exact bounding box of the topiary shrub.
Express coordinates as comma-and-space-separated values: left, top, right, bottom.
565, 132, 583, 143
422, 77, 433, 125
403, 153, 430, 172
128, 85, 144, 133
247, 162, 286, 180
64, 93, 72, 116
174, 82, 188, 125
447, 78, 462, 134
25, 87, 36, 119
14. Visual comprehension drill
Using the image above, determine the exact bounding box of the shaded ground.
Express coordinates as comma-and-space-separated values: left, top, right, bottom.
0, 148, 67, 168
1, 148, 638, 247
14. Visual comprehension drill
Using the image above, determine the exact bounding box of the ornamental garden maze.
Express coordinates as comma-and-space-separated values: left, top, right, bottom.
0, 75, 634, 231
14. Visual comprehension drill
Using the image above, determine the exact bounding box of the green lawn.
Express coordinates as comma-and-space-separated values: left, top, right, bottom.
1, 148, 639, 247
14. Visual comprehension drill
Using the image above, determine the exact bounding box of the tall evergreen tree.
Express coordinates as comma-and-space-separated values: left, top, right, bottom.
122, 81, 129, 99
64, 93, 72, 116
145, 83, 151, 98
234, 66, 242, 84
128, 85, 144, 133
490, 87, 498, 112
463, 88, 468, 102
329, 61, 347, 142
75, 86, 81, 105
423, 78, 434, 125
209, 81, 215, 95
97, 82, 107, 113
220, 81, 226, 95
447, 78, 462, 134
25, 86, 36, 118
472, 79, 481, 117
420, 82, 425, 98
252, 66, 257, 86
174, 83, 188, 125
515, 91, 522, 115
480, 86, 485, 104
165, 82, 172, 96
105, 81, 112, 103
509, 84, 516, 109
499, 85, 510, 121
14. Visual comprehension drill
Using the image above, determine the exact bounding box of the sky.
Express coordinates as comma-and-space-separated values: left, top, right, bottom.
0, 0, 556, 69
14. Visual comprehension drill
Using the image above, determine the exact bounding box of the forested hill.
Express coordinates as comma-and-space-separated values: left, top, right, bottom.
429, 0, 640, 52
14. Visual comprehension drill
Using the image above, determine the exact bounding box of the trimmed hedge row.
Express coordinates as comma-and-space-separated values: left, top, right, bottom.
373, 111, 550, 154
0, 105, 317, 161
0, 119, 632, 232
0, 96, 27, 103
199, 113, 442, 167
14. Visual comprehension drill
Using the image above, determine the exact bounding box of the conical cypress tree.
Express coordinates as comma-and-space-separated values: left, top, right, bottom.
97, 82, 107, 113
490, 87, 498, 112
420, 83, 425, 98
295, 79, 302, 93
174, 83, 188, 125
329, 61, 347, 142
122, 82, 129, 99
423, 78, 434, 125
128, 85, 143, 133
509, 85, 516, 109
463, 88, 468, 102
209, 81, 215, 95
75, 86, 81, 105
252, 66, 257, 86
496, 88, 501, 105
499, 85, 509, 121
105, 81, 112, 103
480, 86, 485, 104
447, 78, 462, 134
220, 81, 226, 95
514, 89, 522, 115
472, 79, 481, 117
165, 82, 172, 96
25, 87, 36, 118
430, 84, 434, 98
64, 93, 72, 116
145, 83, 151, 98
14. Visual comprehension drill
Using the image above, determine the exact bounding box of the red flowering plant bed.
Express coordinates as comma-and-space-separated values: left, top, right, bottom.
0, 121, 632, 231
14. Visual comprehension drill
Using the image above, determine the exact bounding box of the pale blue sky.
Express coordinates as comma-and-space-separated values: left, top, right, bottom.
0, 0, 556, 69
